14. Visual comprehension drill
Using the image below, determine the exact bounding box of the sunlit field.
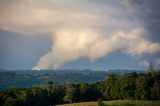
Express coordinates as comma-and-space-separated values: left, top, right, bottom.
56, 100, 160, 106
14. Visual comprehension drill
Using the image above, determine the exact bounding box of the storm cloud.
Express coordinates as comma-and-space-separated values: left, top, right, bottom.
0, 0, 160, 70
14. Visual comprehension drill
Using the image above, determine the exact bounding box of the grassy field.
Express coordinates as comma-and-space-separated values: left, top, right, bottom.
56, 100, 160, 106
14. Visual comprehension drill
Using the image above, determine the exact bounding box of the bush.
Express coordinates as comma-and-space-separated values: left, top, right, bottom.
98, 98, 106, 106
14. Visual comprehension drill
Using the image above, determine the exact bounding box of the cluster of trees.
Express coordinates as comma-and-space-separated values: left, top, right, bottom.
0, 71, 160, 106
96, 71, 160, 100
0, 83, 65, 106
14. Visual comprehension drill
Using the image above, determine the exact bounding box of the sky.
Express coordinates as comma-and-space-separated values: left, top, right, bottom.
0, 0, 160, 71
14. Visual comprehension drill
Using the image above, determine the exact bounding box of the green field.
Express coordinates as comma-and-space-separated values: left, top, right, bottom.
56, 100, 160, 106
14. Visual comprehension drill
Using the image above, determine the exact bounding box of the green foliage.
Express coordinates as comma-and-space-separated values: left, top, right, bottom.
0, 83, 65, 106
98, 99, 106, 106
48, 81, 53, 88
63, 84, 77, 103
0, 72, 160, 106
150, 82, 160, 99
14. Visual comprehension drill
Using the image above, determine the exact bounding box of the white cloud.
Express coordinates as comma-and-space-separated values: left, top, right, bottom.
0, 0, 160, 70
0, 0, 139, 35
33, 27, 160, 70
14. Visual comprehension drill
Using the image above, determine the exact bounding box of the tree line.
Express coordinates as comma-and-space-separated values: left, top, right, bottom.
0, 71, 160, 106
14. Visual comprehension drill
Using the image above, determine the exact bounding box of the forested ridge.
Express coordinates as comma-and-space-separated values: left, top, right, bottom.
0, 69, 109, 90
0, 71, 160, 106
0, 69, 143, 90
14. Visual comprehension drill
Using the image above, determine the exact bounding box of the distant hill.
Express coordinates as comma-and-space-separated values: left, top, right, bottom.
0, 69, 145, 90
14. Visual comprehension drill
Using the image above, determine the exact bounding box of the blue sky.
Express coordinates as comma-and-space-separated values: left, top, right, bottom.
0, 0, 160, 70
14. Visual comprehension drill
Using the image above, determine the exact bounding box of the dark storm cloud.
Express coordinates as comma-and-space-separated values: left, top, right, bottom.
0, 0, 160, 70
128, 0, 160, 41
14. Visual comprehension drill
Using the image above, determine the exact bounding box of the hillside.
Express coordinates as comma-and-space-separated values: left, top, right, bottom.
0, 71, 159, 106
0, 69, 105, 90
0, 69, 146, 90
